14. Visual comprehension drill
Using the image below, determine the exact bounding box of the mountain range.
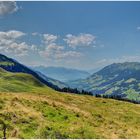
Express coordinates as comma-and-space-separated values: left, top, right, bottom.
67, 62, 140, 102
33, 66, 90, 82
1, 53, 140, 102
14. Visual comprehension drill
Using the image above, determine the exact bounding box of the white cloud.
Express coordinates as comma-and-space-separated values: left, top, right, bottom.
39, 43, 82, 59
43, 34, 58, 45
30, 44, 38, 51
0, 1, 18, 16
39, 43, 64, 58
0, 30, 25, 40
4, 42, 28, 56
0, 30, 30, 56
39, 33, 82, 60
64, 33, 96, 48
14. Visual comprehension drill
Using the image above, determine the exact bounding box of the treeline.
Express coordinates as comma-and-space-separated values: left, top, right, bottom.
95, 94, 140, 104
57, 87, 140, 104
57, 87, 93, 96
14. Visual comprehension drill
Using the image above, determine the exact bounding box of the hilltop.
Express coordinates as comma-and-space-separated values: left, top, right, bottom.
0, 67, 45, 92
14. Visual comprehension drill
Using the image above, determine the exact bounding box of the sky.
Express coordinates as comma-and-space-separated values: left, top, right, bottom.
1, 1, 140, 70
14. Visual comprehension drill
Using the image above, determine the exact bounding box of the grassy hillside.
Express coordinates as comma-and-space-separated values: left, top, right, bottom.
0, 68, 45, 92
0, 68, 140, 139
0, 91, 140, 139
0, 53, 62, 90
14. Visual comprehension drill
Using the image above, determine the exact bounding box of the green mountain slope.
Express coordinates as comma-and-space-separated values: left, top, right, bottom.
0, 68, 45, 92
0, 68, 140, 139
0, 53, 66, 90
67, 62, 140, 102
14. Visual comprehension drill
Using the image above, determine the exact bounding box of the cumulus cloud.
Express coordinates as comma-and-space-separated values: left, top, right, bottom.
39, 34, 83, 59
0, 1, 18, 16
0, 30, 25, 39
64, 33, 96, 48
0, 30, 30, 56
2, 42, 28, 56
39, 42, 82, 59
43, 34, 58, 45
39, 43, 64, 58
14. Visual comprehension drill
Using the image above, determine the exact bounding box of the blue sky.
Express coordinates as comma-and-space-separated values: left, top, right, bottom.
1, 1, 140, 70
